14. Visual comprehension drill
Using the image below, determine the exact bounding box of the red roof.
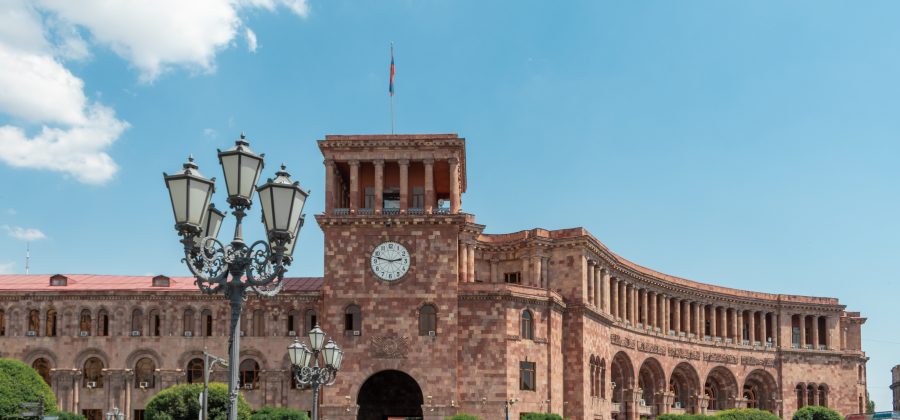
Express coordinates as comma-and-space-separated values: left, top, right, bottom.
0, 274, 323, 292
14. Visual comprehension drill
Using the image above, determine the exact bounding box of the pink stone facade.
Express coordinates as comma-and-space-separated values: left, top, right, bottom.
0, 134, 868, 420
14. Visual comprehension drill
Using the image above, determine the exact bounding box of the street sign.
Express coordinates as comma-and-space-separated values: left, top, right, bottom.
43, 416, 59, 420
21, 402, 41, 408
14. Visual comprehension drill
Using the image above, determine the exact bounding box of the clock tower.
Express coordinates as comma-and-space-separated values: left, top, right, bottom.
315, 134, 479, 420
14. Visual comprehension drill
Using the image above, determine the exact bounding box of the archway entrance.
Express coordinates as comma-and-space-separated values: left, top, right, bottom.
357, 370, 424, 420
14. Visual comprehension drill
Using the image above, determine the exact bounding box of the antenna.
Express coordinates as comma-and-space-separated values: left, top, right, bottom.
25, 242, 30, 274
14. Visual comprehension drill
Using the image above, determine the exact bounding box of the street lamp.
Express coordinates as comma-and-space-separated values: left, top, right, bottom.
288, 325, 343, 420
104, 407, 124, 420
163, 133, 309, 420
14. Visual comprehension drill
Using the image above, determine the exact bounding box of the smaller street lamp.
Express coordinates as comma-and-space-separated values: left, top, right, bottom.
105, 407, 124, 420
288, 325, 343, 420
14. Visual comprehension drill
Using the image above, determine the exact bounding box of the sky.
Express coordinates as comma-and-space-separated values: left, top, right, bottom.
0, 0, 898, 410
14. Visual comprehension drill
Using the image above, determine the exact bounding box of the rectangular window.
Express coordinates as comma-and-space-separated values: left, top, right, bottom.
411, 187, 425, 209
82, 410, 103, 420
345, 313, 354, 331
134, 410, 145, 420
504, 272, 521, 284
792, 327, 800, 345
384, 188, 400, 209
364, 187, 375, 209
519, 361, 536, 391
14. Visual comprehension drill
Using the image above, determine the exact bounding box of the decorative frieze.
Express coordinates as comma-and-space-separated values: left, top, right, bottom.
636, 341, 666, 356
369, 335, 409, 359
610, 334, 635, 349
704, 353, 738, 365
741, 356, 776, 367
668, 347, 702, 361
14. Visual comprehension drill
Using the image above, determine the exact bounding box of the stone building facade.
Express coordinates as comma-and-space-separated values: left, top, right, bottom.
0, 134, 869, 420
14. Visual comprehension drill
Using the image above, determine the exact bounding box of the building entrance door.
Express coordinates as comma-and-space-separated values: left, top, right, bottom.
357, 370, 423, 420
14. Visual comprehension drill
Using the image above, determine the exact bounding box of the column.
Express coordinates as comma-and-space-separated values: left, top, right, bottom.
611, 279, 619, 318
810, 315, 819, 349
324, 159, 335, 214
640, 290, 648, 327
348, 160, 359, 212
649, 291, 656, 330
632, 286, 639, 325
587, 260, 595, 305
749, 311, 756, 343
603, 270, 612, 312
799, 314, 806, 348
424, 159, 434, 213
467, 244, 476, 283
619, 282, 627, 322
711, 306, 718, 339
522, 257, 530, 286
459, 241, 467, 283
695, 303, 702, 337
490, 259, 498, 283
449, 157, 460, 213
737, 310, 744, 342
663, 296, 670, 333
760, 312, 768, 344
723, 308, 730, 339
398, 159, 409, 213
594, 265, 602, 308
374, 159, 384, 214
532, 256, 541, 288
543, 257, 550, 289
673, 298, 681, 334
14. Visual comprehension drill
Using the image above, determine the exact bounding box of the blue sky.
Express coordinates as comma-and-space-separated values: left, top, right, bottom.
1, 0, 898, 409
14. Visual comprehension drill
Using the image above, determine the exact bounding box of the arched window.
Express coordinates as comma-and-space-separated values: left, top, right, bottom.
135, 358, 156, 388
239, 359, 260, 390
418, 305, 437, 336
286, 310, 299, 336
305, 309, 318, 332
807, 384, 816, 406
80, 309, 92, 336
183, 309, 195, 336
131, 309, 143, 335
599, 359, 606, 398
201, 309, 213, 337
46, 309, 57, 337
0, 309, 5, 336
858, 365, 863, 381
589, 356, 597, 397
818, 384, 828, 407
521, 310, 534, 340
253, 309, 265, 337
796, 384, 805, 409
148, 309, 162, 336
83, 357, 104, 388
32, 358, 51, 385
344, 305, 361, 334
186, 358, 204, 384
28, 309, 40, 335
97, 310, 109, 336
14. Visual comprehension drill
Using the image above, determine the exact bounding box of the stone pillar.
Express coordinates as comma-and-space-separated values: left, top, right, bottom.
632, 286, 639, 325
697, 304, 704, 337
673, 298, 681, 334
737, 310, 744, 342
449, 157, 460, 213
620, 282, 628, 322
711, 306, 718, 339
624, 283, 632, 323
594, 265, 602, 308
542, 257, 550, 289
603, 271, 612, 313
374, 159, 384, 214
732, 309, 739, 341
611, 279, 619, 318
799, 314, 806, 348
640, 290, 648, 327
649, 291, 656, 330
424, 159, 435, 213
399, 159, 409, 213
723, 308, 730, 339
760, 312, 768, 344
810, 315, 819, 349
663, 295, 670, 333
324, 159, 335, 214
490, 258, 498, 283
459, 242, 467, 283
349, 160, 359, 212
522, 257, 530, 286
587, 260, 595, 305
468, 245, 476, 283
749, 311, 756, 343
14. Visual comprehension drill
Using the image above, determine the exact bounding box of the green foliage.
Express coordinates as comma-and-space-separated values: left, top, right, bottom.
250, 406, 309, 420
145, 383, 251, 420
0, 358, 58, 418
792, 406, 843, 420
444, 415, 481, 420
866, 400, 876, 414
658, 415, 714, 420
519, 413, 568, 420
55, 412, 87, 420
716, 409, 780, 420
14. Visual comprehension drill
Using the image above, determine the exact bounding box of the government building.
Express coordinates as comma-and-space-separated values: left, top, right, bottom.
0, 134, 869, 420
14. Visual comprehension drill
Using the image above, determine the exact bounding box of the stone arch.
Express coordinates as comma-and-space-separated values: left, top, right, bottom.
705, 366, 738, 410
74, 347, 110, 368
125, 348, 163, 368
186, 357, 205, 384
742, 369, 778, 411
795, 383, 805, 409
32, 357, 52, 385
240, 347, 269, 370
610, 351, 635, 404
23, 347, 59, 367
817, 383, 829, 407
520, 309, 534, 340
357, 369, 423, 420
177, 349, 207, 370
134, 357, 157, 388
806, 382, 817, 406
239, 357, 261, 390
670, 362, 700, 411
638, 357, 666, 407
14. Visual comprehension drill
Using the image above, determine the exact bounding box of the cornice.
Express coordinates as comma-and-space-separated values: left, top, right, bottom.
315, 213, 476, 227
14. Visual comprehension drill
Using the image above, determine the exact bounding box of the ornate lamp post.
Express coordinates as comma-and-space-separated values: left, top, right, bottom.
287, 325, 343, 420
104, 407, 124, 420
163, 134, 309, 420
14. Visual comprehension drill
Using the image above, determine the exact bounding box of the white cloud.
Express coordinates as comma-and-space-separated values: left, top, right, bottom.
0, 261, 14, 274
7, 208, 16, 216
246, 28, 258, 53
3, 225, 47, 241
0, 0, 309, 183
203, 128, 218, 139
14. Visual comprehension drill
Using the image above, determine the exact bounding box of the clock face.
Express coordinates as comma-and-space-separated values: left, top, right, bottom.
370, 241, 410, 281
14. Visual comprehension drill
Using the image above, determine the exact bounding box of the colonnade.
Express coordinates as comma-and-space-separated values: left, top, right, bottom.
791, 314, 831, 349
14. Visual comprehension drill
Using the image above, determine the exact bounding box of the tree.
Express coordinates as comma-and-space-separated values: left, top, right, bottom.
866, 400, 876, 414
0, 358, 58, 418
145, 383, 251, 420
55, 412, 87, 420
519, 413, 569, 420
444, 415, 481, 420
250, 407, 309, 420
716, 409, 780, 420
792, 406, 842, 420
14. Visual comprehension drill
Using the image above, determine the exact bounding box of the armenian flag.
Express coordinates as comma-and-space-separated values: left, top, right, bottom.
389, 43, 395, 96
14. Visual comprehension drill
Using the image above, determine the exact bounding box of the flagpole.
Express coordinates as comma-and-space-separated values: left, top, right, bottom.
390, 42, 395, 134
390, 92, 395, 135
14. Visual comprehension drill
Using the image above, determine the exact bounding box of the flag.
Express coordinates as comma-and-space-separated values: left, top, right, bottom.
389, 44, 395, 96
